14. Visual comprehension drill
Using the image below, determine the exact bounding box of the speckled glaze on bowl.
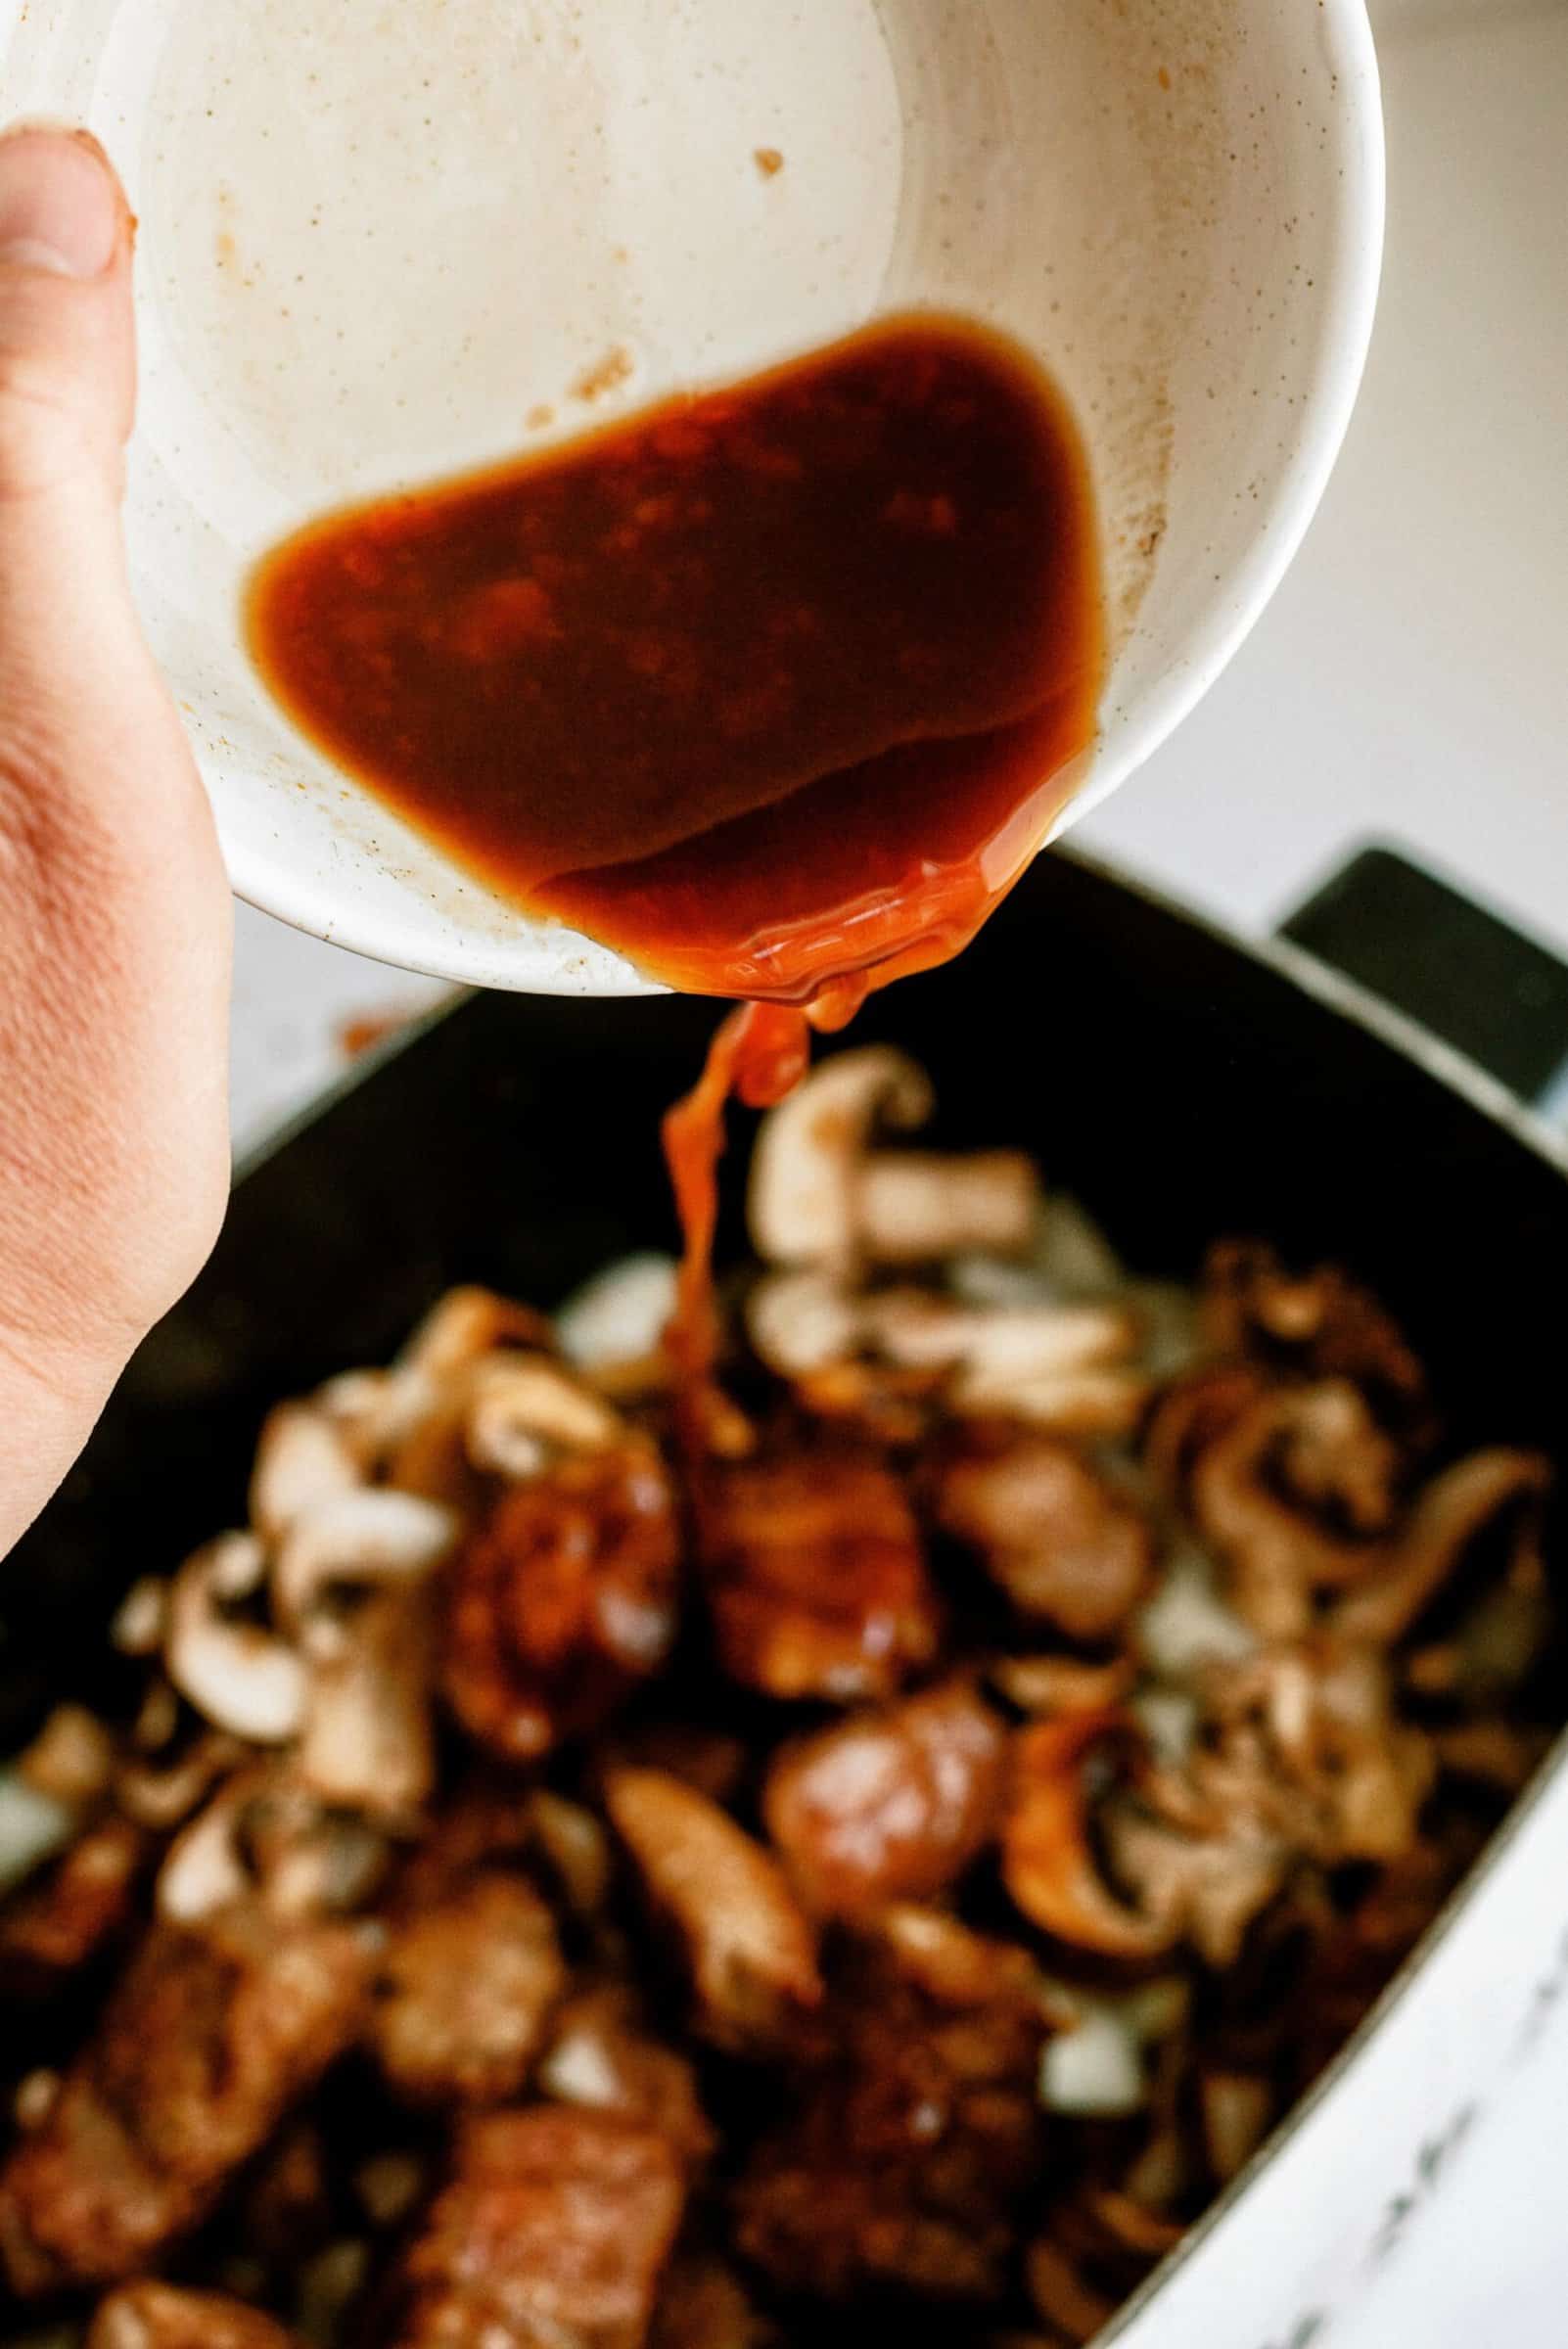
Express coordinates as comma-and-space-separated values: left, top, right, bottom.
1, 0, 1382, 993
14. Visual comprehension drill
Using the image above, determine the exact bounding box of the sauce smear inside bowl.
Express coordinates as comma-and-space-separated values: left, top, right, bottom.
247, 314, 1103, 1011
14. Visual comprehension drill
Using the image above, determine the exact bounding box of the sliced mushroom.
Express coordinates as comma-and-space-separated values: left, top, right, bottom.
604, 1768, 822, 2051
1201, 1642, 1436, 1865
1136, 1546, 1258, 1681
1201, 1240, 1430, 1434
273, 1490, 457, 1648
90, 2280, 307, 2348
316, 1366, 434, 1471
250, 1402, 363, 1544
1189, 1384, 1397, 1638
296, 1586, 437, 1816
158, 1769, 387, 1924
464, 1352, 623, 1481
746, 1267, 862, 1378
1200, 2070, 1274, 2184
1003, 1716, 1172, 1959
983, 1365, 1152, 1439
157, 1769, 263, 1922
864, 1291, 1135, 1390
1097, 1801, 1289, 1970
111, 1577, 168, 1658
990, 1653, 1137, 1716
854, 1148, 1041, 1266
18, 1706, 115, 1810
556, 1254, 680, 1371
748, 1046, 934, 1267
1025, 2237, 1119, 2344
1334, 1448, 1550, 1645
166, 1536, 307, 1745
116, 1731, 245, 1832
396, 1284, 551, 1384
526, 1790, 615, 1921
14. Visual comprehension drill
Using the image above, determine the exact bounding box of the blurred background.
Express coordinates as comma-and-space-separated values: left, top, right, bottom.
225, 10, 1568, 2330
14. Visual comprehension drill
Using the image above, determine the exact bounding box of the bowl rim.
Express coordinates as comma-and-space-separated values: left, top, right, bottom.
215, 0, 1388, 993
1050, 0, 1387, 854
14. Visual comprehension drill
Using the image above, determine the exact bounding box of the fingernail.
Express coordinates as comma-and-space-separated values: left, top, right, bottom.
0, 125, 123, 278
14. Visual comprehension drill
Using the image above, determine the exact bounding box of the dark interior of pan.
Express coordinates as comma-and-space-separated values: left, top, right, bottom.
6, 849, 1566, 1750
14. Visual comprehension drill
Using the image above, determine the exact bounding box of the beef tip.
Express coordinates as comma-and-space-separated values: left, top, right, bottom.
934, 1431, 1152, 1642
386, 2106, 685, 2349
763, 1678, 1008, 1918
0, 1815, 148, 2000
604, 1769, 821, 2054
538, 1986, 716, 2167
370, 1871, 569, 2108
696, 1450, 940, 1700
89, 2280, 306, 2348
443, 1450, 680, 1762
734, 1913, 1048, 2302
0, 1908, 371, 2295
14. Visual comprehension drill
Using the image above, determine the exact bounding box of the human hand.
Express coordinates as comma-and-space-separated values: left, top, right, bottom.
0, 123, 231, 1550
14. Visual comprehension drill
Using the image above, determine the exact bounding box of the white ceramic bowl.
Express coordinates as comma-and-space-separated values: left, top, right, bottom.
2, 0, 1382, 994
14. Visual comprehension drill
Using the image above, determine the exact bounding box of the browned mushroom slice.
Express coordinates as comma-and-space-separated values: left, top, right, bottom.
1201, 1241, 1430, 1432
1003, 1716, 1174, 1959
936, 1430, 1153, 1643
90, 2280, 308, 2348
1024, 2237, 1119, 2346
696, 1449, 941, 1701
156, 1766, 388, 1926
538, 1986, 716, 2167
0, 1907, 371, 2294
1200, 2070, 1274, 2185
1199, 1641, 1435, 1865
369, 1872, 569, 2109
1141, 1360, 1271, 1503
1026, 2182, 1187, 2342
733, 1913, 1047, 2303
385, 2107, 685, 2349
763, 1678, 1008, 1918
990, 1653, 1137, 1716
442, 1447, 680, 1762
604, 1769, 822, 2053
1333, 1448, 1551, 1645
1188, 1383, 1402, 1638
1095, 1800, 1290, 1971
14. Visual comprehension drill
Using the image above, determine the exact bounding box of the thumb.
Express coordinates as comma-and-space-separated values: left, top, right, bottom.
0, 123, 161, 776
0, 121, 232, 1371
0, 123, 134, 495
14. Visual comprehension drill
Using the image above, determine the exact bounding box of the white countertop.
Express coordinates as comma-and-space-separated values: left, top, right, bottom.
223, 6, 1568, 2339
